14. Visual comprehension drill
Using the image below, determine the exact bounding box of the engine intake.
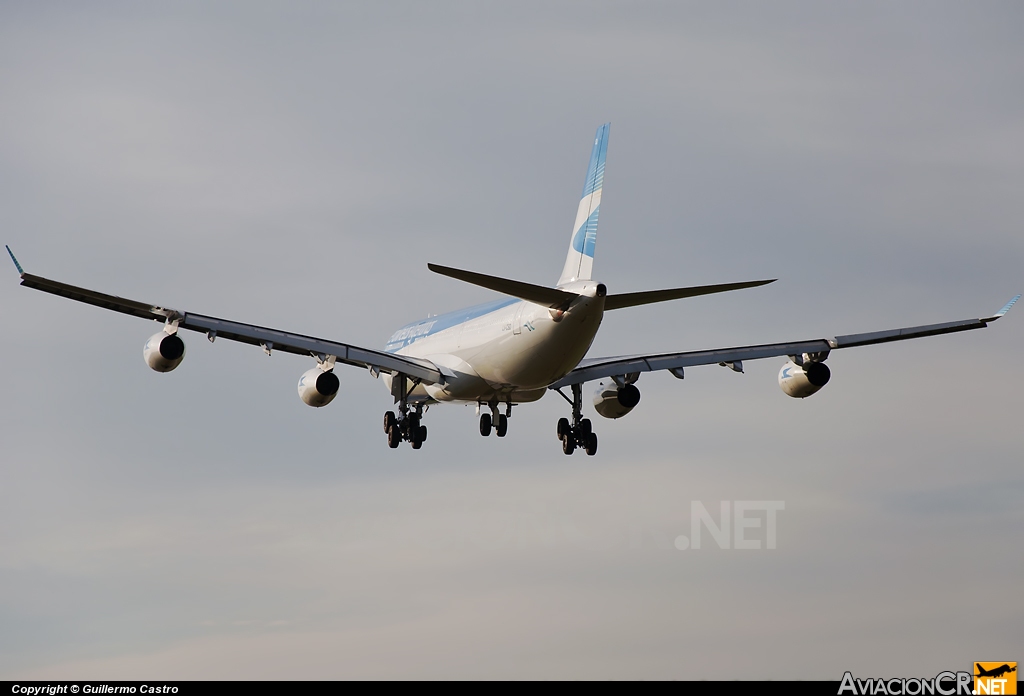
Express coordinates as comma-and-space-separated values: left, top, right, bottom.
593, 382, 641, 419
298, 368, 340, 407
778, 360, 830, 398
143, 331, 186, 372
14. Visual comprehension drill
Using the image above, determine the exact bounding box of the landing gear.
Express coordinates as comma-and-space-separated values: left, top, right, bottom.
384, 375, 429, 450
556, 417, 570, 440
478, 401, 512, 439
578, 418, 591, 438
410, 420, 426, 449
386, 407, 427, 450
556, 383, 598, 456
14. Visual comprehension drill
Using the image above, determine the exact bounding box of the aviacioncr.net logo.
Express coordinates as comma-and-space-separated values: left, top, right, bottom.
838, 671, 973, 695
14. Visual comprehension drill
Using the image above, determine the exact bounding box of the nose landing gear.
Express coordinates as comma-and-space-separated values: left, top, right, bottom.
555, 383, 598, 456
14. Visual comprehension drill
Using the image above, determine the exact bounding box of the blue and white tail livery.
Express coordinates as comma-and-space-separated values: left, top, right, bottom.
6, 125, 1018, 456
559, 123, 609, 286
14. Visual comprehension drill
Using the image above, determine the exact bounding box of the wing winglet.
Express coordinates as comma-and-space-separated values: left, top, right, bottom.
983, 294, 1020, 322
6, 245, 24, 275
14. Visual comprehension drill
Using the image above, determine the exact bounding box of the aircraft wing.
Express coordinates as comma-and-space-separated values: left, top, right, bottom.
549, 296, 1020, 389
8, 249, 444, 385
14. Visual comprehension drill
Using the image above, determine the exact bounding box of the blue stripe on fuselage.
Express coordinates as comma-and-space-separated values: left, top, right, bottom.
383, 297, 519, 353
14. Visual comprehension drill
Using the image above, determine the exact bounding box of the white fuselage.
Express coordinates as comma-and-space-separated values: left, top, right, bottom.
383, 280, 606, 405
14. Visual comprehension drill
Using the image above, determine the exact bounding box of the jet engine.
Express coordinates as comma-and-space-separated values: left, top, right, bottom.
593, 382, 641, 419
778, 360, 831, 398
143, 331, 186, 372
298, 367, 340, 407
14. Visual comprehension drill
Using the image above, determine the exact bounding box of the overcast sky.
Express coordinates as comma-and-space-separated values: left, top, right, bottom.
1, 1, 1022, 680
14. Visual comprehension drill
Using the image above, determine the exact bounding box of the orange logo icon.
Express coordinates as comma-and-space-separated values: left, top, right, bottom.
974, 662, 1017, 695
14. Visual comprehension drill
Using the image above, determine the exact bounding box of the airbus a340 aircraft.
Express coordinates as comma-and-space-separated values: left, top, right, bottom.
7, 124, 1019, 455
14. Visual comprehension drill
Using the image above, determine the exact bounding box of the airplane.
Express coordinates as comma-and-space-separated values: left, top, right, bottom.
975, 664, 1016, 679
5, 124, 1019, 455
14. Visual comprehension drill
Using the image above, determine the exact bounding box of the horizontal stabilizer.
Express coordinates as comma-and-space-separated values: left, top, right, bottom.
428, 263, 578, 308
604, 279, 776, 311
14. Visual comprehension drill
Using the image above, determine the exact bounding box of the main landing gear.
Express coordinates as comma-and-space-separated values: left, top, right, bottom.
384, 374, 427, 450
556, 383, 598, 456
383, 407, 427, 449
479, 401, 511, 438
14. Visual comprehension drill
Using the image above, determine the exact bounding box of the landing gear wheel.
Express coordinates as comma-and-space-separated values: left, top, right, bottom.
419, 425, 427, 443
384, 411, 397, 433
562, 435, 576, 455
411, 427, 424, 450
585, 432, 598, 456
496, 413, 508, 437
579, 418, 592, 437
387, 425, 401, 448
557, 418, 570, 440
479, 413, 492, 436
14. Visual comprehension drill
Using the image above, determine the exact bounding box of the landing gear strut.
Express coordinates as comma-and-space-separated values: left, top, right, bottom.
479, 401, 511, 438
556, 383, 598, 456
384, 374, 428, 450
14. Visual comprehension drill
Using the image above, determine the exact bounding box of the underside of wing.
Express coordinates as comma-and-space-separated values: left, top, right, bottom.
550, 296, 1019, 389
549, 338, 831, 389
11, 260, 443, 385
178, 313, 442, 383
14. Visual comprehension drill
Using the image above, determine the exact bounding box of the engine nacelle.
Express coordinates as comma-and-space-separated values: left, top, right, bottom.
143, 331, 186, 372
778, 360, 831, 398
297, 368, 340, 407
593, 382, 641, 419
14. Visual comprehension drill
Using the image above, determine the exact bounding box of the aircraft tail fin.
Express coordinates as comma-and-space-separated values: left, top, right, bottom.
558, 123, 609, 286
